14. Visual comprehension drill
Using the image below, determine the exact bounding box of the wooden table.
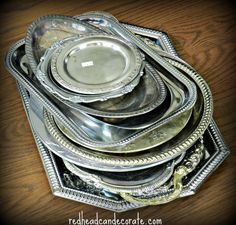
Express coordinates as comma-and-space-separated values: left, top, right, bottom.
0, 0, 235, 224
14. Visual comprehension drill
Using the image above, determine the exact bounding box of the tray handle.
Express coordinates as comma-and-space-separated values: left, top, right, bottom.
120, 139, 204, 205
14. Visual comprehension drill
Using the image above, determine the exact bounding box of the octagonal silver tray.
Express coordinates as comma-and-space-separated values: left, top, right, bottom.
17, 81, 229, 212
8, 22, 229, 212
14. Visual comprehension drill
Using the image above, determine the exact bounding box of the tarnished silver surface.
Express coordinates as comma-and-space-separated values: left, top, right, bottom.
50, 34, 143, 94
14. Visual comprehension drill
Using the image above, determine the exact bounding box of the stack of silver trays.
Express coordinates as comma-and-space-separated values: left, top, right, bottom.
5, 12, 229, 212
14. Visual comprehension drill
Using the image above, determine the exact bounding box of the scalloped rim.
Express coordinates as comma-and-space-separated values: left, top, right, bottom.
50, 33, 143, 94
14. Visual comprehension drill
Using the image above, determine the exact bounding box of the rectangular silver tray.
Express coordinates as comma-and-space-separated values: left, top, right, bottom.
16, 24, 229, 212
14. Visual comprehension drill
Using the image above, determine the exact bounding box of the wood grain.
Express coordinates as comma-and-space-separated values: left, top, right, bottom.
0, 0, 235, 224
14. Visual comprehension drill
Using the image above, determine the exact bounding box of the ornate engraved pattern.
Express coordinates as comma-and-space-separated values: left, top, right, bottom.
36, 37, 144, 103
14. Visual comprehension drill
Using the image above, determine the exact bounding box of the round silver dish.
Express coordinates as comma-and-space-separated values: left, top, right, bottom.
28, 84, 203, 171
36, 37, 144, 103
50, 34, 143, 94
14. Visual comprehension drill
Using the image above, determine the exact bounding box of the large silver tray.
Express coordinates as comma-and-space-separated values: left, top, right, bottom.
7, 22, 229, 212
17, 81, 229, 212
6, 39, 211, 153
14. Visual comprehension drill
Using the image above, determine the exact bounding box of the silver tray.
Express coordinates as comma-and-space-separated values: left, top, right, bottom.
17, 81, 229, 212
6, 22, 229, 212
37, 39, 144, 103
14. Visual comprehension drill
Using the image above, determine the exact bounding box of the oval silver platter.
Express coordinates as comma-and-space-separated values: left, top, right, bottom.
28, 82, 202, 171
7, 38, 212, 157
50, 34, 143, 94
61, 63, 167, 118
54, 84, 191, 150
